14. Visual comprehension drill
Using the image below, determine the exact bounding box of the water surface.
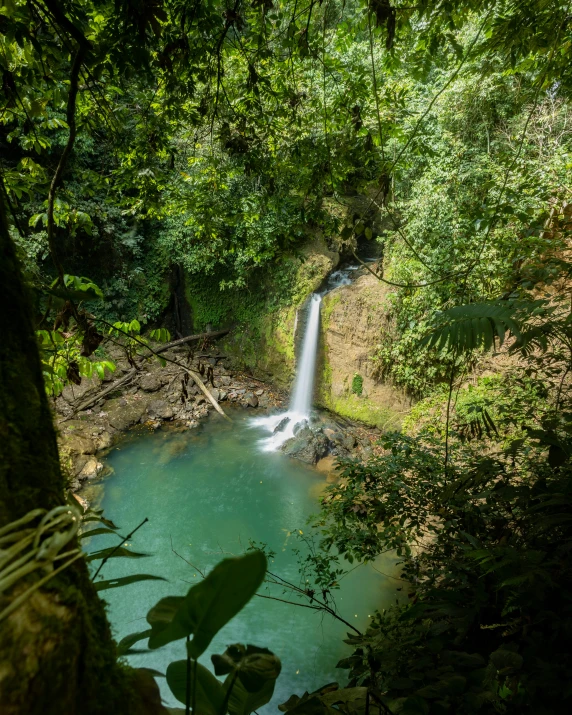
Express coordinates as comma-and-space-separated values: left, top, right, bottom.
86, 409, 399, 709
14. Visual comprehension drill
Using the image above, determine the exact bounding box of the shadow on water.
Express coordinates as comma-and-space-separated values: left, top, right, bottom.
84, 407, 403, 710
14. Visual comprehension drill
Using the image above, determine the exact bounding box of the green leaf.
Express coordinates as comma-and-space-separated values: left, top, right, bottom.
117, 629, 152, 656
226, 673, 276, 715
211, 644, 281, 692
94, 574, 166, 591
166, 660, 225, 713
86, 546, 150, 562
148, 551, 266, 655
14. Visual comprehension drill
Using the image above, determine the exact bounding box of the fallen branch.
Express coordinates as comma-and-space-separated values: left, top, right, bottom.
186, 368, 230, 421
151, 329, 230, 356
59, 368, 137, 422
60, 329, 230, 421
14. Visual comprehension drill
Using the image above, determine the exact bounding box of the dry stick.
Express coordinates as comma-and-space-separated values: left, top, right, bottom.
186, 366, 230, 420
152, 329, 230, 355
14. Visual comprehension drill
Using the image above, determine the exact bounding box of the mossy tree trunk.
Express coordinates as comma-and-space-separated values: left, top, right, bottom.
0, 197, 164, 713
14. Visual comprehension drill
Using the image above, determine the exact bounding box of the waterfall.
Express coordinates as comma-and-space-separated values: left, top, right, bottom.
251, 261, 360, 451
290, 294, 321, 418
252, 293, 322, 450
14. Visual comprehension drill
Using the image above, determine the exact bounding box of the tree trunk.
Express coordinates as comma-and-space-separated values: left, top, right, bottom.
0, 195, 163, 713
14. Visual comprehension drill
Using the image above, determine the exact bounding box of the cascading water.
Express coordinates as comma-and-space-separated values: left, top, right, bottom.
252, 294, 322, 449
252, 262, 361, 450
290, 293, 322, 418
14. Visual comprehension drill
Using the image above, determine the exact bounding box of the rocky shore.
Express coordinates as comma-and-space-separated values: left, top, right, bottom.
54, 342, 382, 497
55, 343, 283, 492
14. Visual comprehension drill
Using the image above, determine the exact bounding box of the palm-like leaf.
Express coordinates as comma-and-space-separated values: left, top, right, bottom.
421, 303, 523, 354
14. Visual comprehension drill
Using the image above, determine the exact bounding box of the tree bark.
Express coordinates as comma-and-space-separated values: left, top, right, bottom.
0, 194, 163, 713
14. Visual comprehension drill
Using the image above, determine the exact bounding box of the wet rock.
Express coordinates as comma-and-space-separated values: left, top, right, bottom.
293, 419, 308, 436
140, 374, 161, 392
281, 426, 329, 464
343, 433, 357, 450
147, 399, 175, 420
243, 392, 258, 408
106, 398, 147, 430
94, 431, 112, 451
78, 458, 104, 480
274, 416, 290, 434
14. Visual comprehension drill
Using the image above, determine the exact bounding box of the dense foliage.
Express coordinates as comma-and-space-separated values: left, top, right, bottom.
3, 1, 572, 714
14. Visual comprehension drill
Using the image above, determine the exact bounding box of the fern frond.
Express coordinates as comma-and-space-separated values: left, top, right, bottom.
421, 303, 523, 355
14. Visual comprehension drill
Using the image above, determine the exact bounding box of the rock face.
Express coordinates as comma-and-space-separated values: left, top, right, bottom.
318, 272, 413, 428
222, 236, 339, 386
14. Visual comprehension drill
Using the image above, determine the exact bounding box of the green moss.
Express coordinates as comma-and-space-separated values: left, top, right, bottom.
351, 373, 364, 395
320, 293, 341, 328
324, 391, 401, 430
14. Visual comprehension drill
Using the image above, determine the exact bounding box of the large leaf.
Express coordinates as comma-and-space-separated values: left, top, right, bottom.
94, 574, 166, 591
226, 674, 276, 715
148, 551, 266, 654
86, 546, 150, 562
212, 644, 281, 692
117, 629, 153, 657
166, 660, 225, 714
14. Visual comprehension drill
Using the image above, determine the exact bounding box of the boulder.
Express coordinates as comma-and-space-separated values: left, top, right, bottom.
219, 375, 232, 386
140, 373, 162, 392
281, 426, 329, 464
243, 392, 259, 408
106, 398, 147, 430
209, 388, 220, 402
78, 458, 104, 480
147, 399, 175, 420
274, 416, 290, 434
93, 431, 113, 450
64, 434, 96, 455
293, 419, 308, 436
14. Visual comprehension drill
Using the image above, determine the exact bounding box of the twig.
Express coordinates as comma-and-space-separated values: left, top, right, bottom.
92, 517, 149, 581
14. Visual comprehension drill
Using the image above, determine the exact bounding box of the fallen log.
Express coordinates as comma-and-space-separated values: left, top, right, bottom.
152, 329, 229, 356
58, 368, 138, 422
